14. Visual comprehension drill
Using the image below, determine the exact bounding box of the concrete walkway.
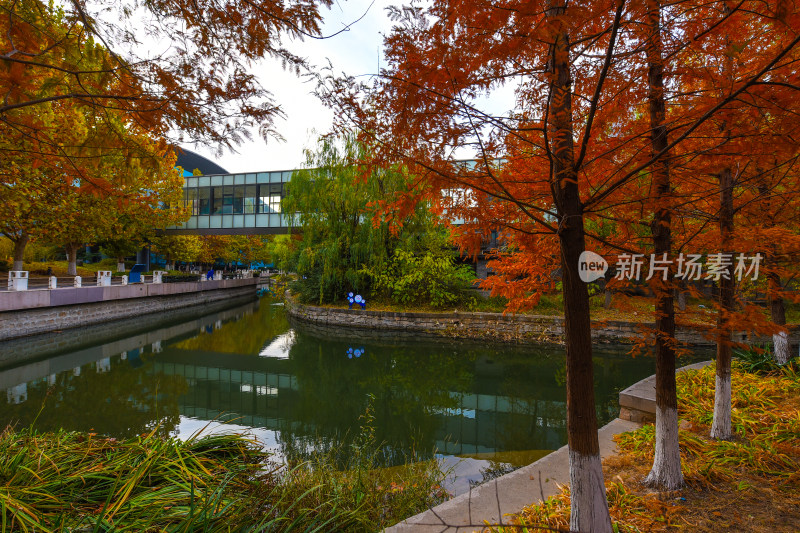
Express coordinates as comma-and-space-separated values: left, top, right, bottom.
386, 418, 640, 533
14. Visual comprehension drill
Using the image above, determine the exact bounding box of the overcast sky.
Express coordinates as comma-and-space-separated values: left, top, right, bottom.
189, 0, 393, 173
185, 0, 518, 174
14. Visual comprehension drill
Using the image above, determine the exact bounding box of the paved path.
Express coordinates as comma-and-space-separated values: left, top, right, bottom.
386, 418, 641, 533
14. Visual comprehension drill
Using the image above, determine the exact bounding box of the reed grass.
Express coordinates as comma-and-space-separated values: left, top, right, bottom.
0, 416, 446, 532
275, 397, 449, 530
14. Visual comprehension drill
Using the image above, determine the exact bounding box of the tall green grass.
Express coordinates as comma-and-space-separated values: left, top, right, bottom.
0, 426, 349, 532
734, 343, 798, 374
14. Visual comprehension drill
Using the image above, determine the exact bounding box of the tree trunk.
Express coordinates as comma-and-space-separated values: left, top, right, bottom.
768, 269, 790, 364
547, 5, 613, 530
12, 232, 29, 271
603, 269, 614, 309
604, 289, 613, 309
711, 3, 736, 441
66, 243, 79, 277
676, 283, 687, 312
643, 0, 683, 490
757, 177, 790, 365
711, 167, 734, 440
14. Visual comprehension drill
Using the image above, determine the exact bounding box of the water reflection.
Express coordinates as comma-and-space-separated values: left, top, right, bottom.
0, 297, 673, 494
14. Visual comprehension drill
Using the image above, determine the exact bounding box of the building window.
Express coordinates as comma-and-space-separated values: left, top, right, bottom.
269, 194, 281, 213
199, 188, 210, 215
244, 185, 257, 214
233, 185, 244, 214
258, 186, 270, 213
185, 188, 199, 215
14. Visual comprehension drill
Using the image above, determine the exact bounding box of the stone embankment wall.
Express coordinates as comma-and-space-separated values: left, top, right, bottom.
0, 294, 257, 368
0, 279, 257, 342
286, 295, 798, 347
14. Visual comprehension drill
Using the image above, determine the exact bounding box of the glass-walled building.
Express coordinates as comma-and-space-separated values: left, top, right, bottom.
166, 154, 501, 236
168, 170, 298, 234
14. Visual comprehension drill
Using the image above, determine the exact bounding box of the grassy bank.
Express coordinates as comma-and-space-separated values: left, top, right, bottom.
493, 361, 800, 532
0, 419, 446, 531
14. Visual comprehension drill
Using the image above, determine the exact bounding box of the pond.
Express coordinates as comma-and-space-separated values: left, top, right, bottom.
0, 296, 687, 495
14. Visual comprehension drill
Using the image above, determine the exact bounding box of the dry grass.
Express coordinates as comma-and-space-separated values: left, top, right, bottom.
495, 362, 800, 533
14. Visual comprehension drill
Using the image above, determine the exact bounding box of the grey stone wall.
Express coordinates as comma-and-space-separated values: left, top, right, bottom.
286, 296, 798, 347
0, 283, 257, 342
0, 294, 257, 368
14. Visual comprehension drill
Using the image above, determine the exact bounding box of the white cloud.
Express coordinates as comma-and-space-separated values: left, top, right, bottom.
188, 0, 518, 173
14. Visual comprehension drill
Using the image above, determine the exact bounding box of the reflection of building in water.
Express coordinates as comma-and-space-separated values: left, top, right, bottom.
0, 296, 591, 463
7, 383, 27, 404
2, 334, 566, 458
148, 352, 565, 456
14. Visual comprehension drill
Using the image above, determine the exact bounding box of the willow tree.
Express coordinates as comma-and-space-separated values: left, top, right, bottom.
282, 132, 442, 303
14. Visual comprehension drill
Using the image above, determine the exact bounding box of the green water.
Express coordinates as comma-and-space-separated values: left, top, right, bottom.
0, 297, 687, 494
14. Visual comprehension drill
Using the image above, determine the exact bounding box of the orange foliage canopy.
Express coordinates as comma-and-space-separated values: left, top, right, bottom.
0, 0, 334, 154
325, 0, 800, 319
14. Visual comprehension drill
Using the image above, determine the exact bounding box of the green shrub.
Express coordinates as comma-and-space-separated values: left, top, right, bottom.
734, 343, 796, 374
365, 249, 477, 308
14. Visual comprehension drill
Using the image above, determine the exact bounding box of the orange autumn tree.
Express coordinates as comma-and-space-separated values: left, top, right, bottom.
1, 0, 335, 152
39, 121, 185, 275
650, 1, 800, 440
322, 0, 800, 528
0, 99, 86, 270
0, 1, 187, 271
743, 161, 800, 365
596, 0, 799, 483
1, 0, 337, 247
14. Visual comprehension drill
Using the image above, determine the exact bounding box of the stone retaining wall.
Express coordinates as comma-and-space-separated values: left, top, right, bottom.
286, 295, 798, 347
0, 279, 257, 342
0, 294, 257, 368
